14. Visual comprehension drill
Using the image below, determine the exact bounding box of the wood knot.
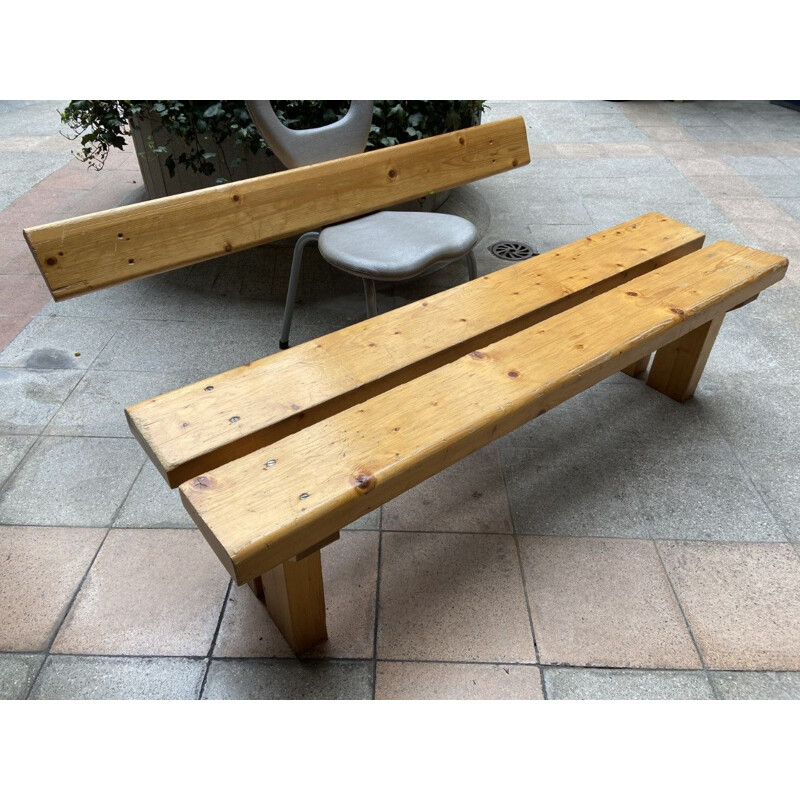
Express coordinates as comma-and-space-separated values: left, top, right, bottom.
507, 370, 520, 378
350, 472, 376, 494
469, 351, 487, 360
224, 243, 232, 253
388, 168, 398, 179
46, 257, 57, 266
670, 307, 686, 318
626, 291, 638, 297
232, 194, 240, 202
458, 136, 465, 145
512, 158, 518, 166
192, 476, 214, 490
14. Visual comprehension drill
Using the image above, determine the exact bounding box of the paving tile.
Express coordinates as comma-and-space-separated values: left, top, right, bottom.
0, 436, 145, 526
777, 156, 800, 175
587, 380, 729, 450
29, 655, 206, 699
735, 449, 800, 542
375, 662, 544, 700
202, 659, 373, 699
520, 537, 701, 669
743, 175, 800, 198
0, 368, 83, 434
0, 434, 35, 484
627, 445, 785, 543
214, 530, 379, 659
377, 531, 536, 663
342, 506, 381, 531
709, 195, 791, 222
736, 220, 800, 252
543, 667, 714, 700
0, 274, 50, 319
0, 316, 117, 369
502, 444, 645, 538
528, 223, 600, 252
772, 196, 800, 221
498, 389, 600, 453
44, 369, 201, 437
383, 446, 512, 534
709, 671, 800, 700
520, 198, 591, 225
0, 316, 31, 350
696, 378, 800, 452
658, 541, 800, 670
93, 318, 281, 373
580, 197, 654, 229
0, 526, 106, 651
688, 126, 743, 142
51, 528, 230, 656
112, 461, 193, 528
0, 654, 46, 699
726, 156, 798, 176
671, 158, 738, 176
689, 174, 758, 198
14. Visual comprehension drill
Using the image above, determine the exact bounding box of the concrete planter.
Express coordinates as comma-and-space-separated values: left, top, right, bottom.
129, 112, 282, 199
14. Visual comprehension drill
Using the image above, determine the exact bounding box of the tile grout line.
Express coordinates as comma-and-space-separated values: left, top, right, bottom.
370, 520, 384, 700
9, 646, 800, 674
24, 455, 150, 696
496, 444, 547, 699
23, 525, 115, 698
198, 579, 233, 700
652, 539, 719, 699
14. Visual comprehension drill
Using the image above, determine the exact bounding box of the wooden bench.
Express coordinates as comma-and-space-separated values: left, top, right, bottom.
23, 118, 789, 655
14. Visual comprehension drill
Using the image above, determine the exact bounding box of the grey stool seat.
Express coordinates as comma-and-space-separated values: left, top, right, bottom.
319, 211, 479, 279
245, 100, 481, 348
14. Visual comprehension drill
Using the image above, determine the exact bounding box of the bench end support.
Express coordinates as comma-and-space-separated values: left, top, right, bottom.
647, 314, 725, 402
261, 549, 328, 654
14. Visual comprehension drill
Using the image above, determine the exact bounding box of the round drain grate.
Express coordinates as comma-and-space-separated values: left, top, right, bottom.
488, 240, 537, 261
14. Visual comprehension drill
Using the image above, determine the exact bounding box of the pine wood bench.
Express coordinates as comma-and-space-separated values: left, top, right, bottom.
22, 117, 789, 655
132, 214, 786, 654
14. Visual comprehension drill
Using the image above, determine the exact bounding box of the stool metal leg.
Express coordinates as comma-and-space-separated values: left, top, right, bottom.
465, 250, 478, 280
363, 278, 378, 318
279, 231, 320, 350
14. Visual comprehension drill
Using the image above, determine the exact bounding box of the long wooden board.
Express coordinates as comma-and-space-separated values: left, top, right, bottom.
127, 213, 704, 487
180, 242, 787, 583
24, 117, 530, 301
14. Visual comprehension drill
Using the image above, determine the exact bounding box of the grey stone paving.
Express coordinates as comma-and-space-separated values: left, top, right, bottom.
29, 655, 206, 700
0, 101, 73, 211
1, 99, 799, 699
543, 667, 716, 700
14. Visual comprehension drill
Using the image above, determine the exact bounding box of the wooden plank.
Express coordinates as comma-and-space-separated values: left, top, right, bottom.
127, 213, 705, 488
180, 242, 787, 584
262, 550, 328, 654
24, 117, 530, 301
646, 315, 725, 401
622, 354, 651, 378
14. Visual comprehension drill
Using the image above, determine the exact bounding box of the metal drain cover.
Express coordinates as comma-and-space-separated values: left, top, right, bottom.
488, 240, 537, 261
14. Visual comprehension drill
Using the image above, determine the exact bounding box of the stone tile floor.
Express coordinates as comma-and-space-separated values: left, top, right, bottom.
0, 100, 798, 700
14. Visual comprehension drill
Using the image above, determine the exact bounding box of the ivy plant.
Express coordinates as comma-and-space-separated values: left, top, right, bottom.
60, 101, 485, 179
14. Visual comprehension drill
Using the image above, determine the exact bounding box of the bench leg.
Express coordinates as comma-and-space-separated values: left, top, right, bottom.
647, 315, 725, 402
262, 550, 328, 654
622, 353, 651, 379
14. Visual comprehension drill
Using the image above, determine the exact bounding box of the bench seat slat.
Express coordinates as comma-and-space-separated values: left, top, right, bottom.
24, 117, 530, 301
180, 242, 787, 583
127, 212, 704, 487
